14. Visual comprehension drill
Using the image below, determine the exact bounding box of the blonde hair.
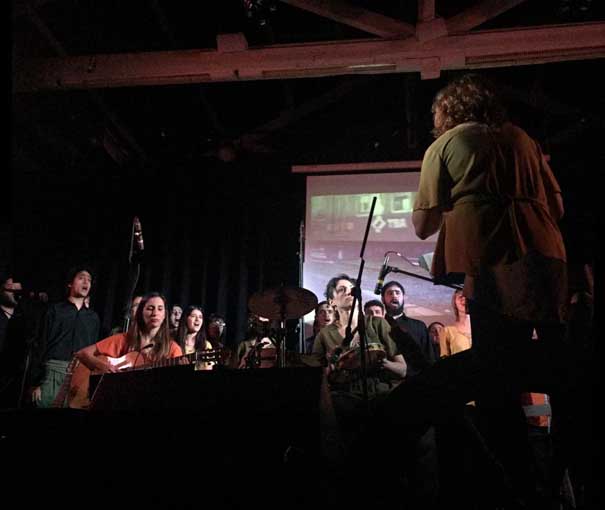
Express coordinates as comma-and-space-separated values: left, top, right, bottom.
451, 289, 465, 321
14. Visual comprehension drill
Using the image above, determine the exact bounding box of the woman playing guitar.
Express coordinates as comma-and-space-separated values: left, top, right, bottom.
76, 292, 183, 374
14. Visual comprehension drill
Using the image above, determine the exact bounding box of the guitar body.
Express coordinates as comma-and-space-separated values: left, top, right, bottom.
68, 352, 145, 409
68, 361, 93, 409
67, 349, 221, 409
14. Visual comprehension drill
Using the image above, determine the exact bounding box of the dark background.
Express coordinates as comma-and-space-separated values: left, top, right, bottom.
7, 1, 603, 344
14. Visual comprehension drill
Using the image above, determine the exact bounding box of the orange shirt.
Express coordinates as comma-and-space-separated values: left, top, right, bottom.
96, 333, 183, 359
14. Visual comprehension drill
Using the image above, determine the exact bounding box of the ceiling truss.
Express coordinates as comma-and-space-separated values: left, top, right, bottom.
14, 1, 605, 91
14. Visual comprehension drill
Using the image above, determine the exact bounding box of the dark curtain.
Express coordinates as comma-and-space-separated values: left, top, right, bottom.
10, 151, 306, 349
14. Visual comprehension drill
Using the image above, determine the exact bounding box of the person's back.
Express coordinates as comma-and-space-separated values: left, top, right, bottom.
370, 74, 574, 509
423, 119, 567, 325
492, 123, 545, 193
456, 123, 562, 250
492, 123, 565, 258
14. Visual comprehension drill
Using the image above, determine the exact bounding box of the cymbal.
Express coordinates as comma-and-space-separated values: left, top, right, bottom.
248, 286, 318, 320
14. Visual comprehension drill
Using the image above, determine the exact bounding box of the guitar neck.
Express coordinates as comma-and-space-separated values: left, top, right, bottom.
129, 348, 221, 371
51, 356, 79, 408
52, 374, 72, 408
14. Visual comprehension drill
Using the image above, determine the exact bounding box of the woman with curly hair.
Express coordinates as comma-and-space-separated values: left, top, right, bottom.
372, 74, 569, 509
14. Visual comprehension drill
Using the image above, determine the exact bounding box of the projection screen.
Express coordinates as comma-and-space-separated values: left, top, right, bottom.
302, 172, 455, 341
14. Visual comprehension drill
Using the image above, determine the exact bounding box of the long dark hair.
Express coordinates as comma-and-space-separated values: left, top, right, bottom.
175, 305, 208, 352
431, 73, 507, 138
126, 292, 172, 360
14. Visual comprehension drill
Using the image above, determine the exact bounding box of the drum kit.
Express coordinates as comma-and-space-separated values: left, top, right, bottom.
248, 286, 318, 322
245, 285, 386, 371
247, 285, 318, 368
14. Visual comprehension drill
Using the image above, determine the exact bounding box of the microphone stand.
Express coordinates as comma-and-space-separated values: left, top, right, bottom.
122, 218, 143, 332
15, 296, 46, 409
275, 289, 288, 368
343, 196, 377, 413
297, 220, 305, 354
17, 330, 36, 409
386, 266, 463, 291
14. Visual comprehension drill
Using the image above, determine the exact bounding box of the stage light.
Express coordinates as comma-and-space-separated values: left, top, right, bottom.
243, 0, 277, 27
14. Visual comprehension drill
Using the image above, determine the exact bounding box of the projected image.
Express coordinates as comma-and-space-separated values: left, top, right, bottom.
310, 191, 417, 243
302, 173, 454, 340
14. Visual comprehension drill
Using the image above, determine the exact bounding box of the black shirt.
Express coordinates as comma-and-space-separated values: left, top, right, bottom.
31, 301, 100, 385
389, 313, 436, 373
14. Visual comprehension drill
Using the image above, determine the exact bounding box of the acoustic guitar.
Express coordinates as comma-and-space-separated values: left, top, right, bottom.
67, 348, 222, 409
51, 356, 81, 408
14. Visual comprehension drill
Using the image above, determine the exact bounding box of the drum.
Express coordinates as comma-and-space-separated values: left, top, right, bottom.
239, 343, 278, 369
335, 343, 387, 371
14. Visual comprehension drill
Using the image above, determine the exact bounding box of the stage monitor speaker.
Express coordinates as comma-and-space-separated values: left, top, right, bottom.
89, 366, 324, 462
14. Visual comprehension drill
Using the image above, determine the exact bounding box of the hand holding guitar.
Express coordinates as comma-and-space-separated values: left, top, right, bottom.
79, 348, 122, 373
31, 386, 42, 404
100, 360, 121, 373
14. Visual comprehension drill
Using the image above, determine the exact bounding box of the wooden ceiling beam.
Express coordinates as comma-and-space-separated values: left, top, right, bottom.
15, 22, 605, 90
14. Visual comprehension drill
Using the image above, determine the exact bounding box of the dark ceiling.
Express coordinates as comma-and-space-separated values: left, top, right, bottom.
12, 0, 605, 172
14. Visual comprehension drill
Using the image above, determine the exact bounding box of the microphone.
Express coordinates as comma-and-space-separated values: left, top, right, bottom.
131, 343, 155, 372
374, 253, 391, 295
133, 216, 144, 251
